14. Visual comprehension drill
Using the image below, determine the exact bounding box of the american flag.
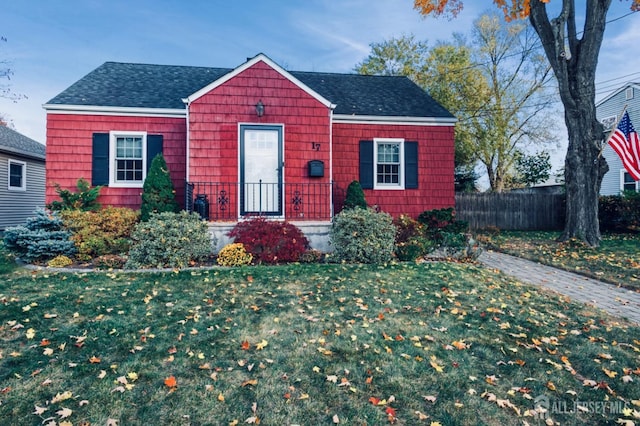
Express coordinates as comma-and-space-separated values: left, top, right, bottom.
608, 111, 640, 181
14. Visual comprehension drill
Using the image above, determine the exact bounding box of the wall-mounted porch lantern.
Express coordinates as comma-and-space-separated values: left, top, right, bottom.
256, 100, 265, 117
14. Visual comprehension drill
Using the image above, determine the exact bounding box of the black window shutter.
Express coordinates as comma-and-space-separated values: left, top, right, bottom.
359, 140, 374, 189
405, 141, 418, 189
92, 133, 110, 186
146, 134, 164, 172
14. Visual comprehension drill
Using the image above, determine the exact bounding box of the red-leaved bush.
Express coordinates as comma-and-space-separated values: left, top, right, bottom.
228, 217, 309, 264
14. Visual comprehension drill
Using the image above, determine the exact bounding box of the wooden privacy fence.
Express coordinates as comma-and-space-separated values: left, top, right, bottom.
455, 193, 565, 230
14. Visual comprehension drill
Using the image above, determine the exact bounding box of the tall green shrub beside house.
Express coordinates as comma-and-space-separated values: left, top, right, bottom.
343, 180, 367, 210
140, 154, 179, 221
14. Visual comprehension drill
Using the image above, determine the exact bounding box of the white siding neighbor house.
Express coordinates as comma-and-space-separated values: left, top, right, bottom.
597, 82, 640, 195
0, 126, 46, 229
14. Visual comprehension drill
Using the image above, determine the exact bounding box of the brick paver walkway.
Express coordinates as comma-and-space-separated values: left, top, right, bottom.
479, 250, 640, 325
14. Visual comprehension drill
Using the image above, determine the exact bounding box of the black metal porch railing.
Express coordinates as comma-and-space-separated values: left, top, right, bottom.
186, 181, 334, 221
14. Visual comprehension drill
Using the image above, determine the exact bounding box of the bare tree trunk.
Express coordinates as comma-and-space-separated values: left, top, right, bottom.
529, 0, 612, 247
562, 105, 608, 246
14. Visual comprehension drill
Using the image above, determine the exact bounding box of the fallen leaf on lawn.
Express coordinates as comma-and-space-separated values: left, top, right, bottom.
98, 370, 107, 379
326, 375, 338, 383
218, 392, 225, 402
164, 375, 177, 388
241, 379, 258, 387
603, 368, 618, 378
622, 375, 633, 383
298, 393, 309, 400
89, 356, 101, 364
452, 340, 468, 350
33, 406, 48, 415
245, 416, 259, 424
52, 391, 73, 404
43, 348, 54, 356
25, 328, 35, 339
333, 414, 340, 423
56, 407, 73, 418
241, 340, 250, 351
79, 400, 89, 406
415, 411, 429, 420
106, 419, 118, 426
423, 395, 437, 403
386, 407, 397, 417
255, 340, 268, 350
546, 381, 556, 391
485, 375, 498, 385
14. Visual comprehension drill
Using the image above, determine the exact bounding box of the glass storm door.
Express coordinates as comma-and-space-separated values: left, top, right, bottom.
240, 125, 283, 216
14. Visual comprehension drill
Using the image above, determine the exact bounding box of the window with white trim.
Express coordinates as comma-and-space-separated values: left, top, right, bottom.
374, 138, 404, 189
625, 87, 634, 101
109, 131, 147, 187
8, 159, 26, 191
621, 170, 639, 192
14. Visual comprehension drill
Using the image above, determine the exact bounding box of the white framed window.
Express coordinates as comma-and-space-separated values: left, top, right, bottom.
109, 131, 147, 187
625, 87, 634, 101
374, 138, 404, 190
621, 169, 639, 192
8, 159, 26, 191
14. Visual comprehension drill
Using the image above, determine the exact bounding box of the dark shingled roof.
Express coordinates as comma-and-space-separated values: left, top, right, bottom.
47, 61, 454, 119
0, 126, 46, 160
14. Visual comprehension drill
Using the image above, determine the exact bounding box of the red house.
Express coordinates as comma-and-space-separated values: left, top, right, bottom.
44, 54, 455, 244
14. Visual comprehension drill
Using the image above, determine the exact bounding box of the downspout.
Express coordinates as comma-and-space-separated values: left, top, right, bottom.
329, 106, 334, 219
183, 99, 191, 208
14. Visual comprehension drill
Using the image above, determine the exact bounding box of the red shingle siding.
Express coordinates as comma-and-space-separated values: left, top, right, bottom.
188, 62, 331, 219
45, 114, 186, 210
332, 122, 455, 218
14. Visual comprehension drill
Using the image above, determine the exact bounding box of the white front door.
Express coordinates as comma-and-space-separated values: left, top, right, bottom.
240, 125, 283, 216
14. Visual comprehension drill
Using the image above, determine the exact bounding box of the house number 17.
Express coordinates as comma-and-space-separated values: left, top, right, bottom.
311, 142, 320, 151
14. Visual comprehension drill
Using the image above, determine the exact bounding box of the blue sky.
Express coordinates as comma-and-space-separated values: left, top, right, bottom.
1, 0, 639, 172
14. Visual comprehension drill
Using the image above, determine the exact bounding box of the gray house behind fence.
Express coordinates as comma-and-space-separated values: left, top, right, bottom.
597, 82, 640, 195
0, 126, 46, 230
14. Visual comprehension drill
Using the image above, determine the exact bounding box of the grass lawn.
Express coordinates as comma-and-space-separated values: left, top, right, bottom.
0, 247, 639, 425
478, 231, 640, 291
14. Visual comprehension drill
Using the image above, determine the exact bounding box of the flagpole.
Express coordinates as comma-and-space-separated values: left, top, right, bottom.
595, 104, 628, 163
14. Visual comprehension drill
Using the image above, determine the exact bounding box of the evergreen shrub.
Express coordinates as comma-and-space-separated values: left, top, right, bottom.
47, 178, 102, 212
599, 191, 640, 232
126, 211, 213, 269
3, 209, 76, 262
140, 154, 179, 221
228, 217, 308, 264
343, 180, 367, 210
330, 208, 396, 264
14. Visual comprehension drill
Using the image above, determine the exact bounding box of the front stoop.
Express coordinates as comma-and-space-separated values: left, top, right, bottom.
208, 221, 332, 253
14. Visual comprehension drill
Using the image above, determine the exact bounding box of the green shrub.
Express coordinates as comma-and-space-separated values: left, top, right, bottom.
126, 211, 213, 269
216, 243, 253, 267
418, 207, 469, 242
47, 178, 102, 212
343, 180, 367, 210
47, 255, 73, 268
599, 191, 640, 232
393, 214, 436, 260
61, 207, 139, 261
140, 154, 179, 221
228, 217, 309, 264
330, 208, 396, 264
3, 209, 76, 263
395, 237, 436, 261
